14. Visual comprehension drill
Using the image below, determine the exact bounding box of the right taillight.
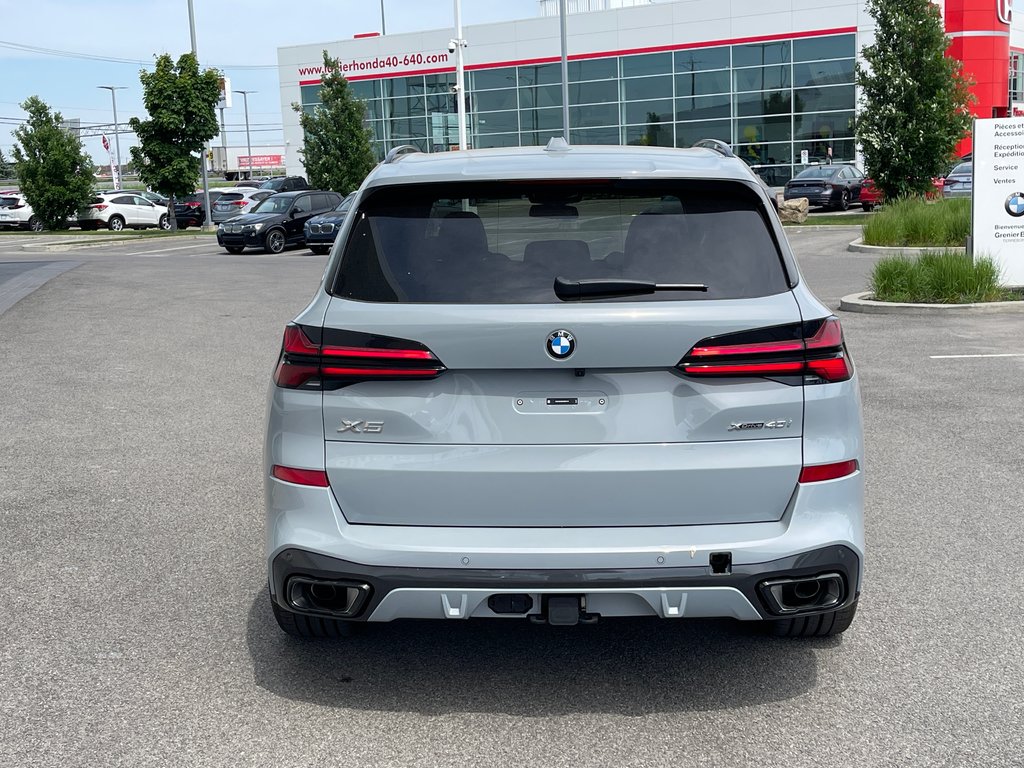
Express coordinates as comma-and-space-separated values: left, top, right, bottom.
678, 317, 852, 383
273, 324, 447, 389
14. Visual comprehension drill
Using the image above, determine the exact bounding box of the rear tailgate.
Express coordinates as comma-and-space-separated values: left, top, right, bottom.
307, 178, 808, 527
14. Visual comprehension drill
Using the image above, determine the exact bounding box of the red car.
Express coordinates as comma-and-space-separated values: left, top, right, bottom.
859, 177, 944, 211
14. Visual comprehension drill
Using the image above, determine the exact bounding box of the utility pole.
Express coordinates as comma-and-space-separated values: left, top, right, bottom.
451, 0, 468, 150
234, 91, 256, 182
98, 86, 126, 185
187, 0, 214, 230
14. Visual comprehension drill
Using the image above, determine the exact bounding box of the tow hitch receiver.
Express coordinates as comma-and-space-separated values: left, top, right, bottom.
530, 595, 597, 626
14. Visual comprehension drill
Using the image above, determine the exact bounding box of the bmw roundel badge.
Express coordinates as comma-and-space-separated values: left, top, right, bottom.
1006, 193, 1024, 217
547, 329, 576, 359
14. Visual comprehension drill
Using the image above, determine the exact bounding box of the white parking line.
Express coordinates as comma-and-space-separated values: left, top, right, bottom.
125, 243, 217, 256
929, 353, 1024, 359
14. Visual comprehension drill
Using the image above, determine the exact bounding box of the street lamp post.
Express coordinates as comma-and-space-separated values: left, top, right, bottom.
451, 0, 468, 150
98, 86, 126, 185
234, 90, 256, 181
187, 0, 214, 230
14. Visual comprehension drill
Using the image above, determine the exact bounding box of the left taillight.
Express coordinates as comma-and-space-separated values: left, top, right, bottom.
678, 316, 852, 384
273, 323, 447, 389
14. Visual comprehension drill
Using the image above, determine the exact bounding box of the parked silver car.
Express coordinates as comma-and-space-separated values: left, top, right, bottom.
942, 162, 972, 198
211, 188, 275, 223
264, 141, 865, 639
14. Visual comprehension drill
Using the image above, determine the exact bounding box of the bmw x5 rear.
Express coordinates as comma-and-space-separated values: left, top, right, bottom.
264, 142, 864, 639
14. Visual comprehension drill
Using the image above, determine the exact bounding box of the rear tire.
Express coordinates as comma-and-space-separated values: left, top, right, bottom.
836, 190, 849, 211
862, 202, 874, 212
309, 245, 330, 255
768, 600, 858, 638
28, 215, 43, 232
158, 214, 170, 230
108, 215, 125, 231
271, 598, 358, 639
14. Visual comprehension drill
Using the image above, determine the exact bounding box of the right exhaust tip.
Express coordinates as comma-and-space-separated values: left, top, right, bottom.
758, 573, 845, 615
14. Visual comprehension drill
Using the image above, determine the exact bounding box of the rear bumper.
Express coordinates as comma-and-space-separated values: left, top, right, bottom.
784, 190, 834, 207
269, 545, 861, 622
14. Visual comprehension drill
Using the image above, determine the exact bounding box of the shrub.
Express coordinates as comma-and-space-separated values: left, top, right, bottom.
870, 251, 1017, 303
862, 197, 970, 247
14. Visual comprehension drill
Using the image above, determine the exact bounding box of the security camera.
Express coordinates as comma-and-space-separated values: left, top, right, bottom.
448, 40, 457, 54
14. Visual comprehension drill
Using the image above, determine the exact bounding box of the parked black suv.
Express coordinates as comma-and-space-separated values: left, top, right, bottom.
259, 176, 310, 193
216, 190, 343, 253
175, 190, 224, 229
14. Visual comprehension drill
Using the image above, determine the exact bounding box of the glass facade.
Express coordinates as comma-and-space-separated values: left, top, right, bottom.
297, 33, 857, 184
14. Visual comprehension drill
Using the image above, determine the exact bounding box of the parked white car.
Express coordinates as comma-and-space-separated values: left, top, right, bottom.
0, 193, 44, 231
77, 192, 170, 231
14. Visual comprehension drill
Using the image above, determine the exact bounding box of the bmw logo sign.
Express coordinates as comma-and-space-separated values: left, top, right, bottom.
1006, 193, 1024, 217
547, 329, 576, 360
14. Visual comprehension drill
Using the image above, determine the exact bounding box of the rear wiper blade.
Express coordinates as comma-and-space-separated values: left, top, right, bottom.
554, 276, 708, 301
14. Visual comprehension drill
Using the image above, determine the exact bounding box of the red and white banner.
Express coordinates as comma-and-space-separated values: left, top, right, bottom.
238, 154, 284, 169
102, 135, 120, 188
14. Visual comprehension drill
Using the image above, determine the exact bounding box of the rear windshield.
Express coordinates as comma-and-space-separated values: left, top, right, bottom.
793, 167, 837, 179
333, 180, 786, 303
218, 193, 244, 202
0, 197, 18, 208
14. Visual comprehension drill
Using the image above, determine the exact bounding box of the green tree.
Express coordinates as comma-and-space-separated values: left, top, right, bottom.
11, 97, 94, 230
856, 0, 973, 199
0, 148, 12, 179
292, 51, 376, 194
129, 52, 221, 230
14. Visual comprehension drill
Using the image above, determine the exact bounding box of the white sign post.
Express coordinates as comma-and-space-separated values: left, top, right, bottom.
971, 118, 1024, 285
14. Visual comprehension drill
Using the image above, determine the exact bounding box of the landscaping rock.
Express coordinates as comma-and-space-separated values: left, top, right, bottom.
778, 197, 808, 223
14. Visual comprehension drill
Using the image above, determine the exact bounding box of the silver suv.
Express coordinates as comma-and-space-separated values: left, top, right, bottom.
264, 140, 864, 639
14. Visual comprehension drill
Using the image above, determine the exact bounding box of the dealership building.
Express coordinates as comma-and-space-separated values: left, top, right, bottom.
278, 0, 1024, 185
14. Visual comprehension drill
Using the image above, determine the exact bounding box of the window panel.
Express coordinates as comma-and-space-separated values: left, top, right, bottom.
427, 94, 456, 113
734, 65, 791, 92
474, 110, 519, 134
569, 126, 621, 144
473, 67, 518, 91
734, 141, 790, 166
625, 122, 673, 147
675, 70, 731, 96
571, 103, 619, 128
622, 52, 671, 78
570, 80, 618, 105
300, 85, 322, 105
522, 129, 564, 146
732, 41, 791, 68
519, 84, 562, 109
385, 76, 425, 98
518, 63, 562, 87
794, 85, 855, 114
675, 119, 731, 147
623, 75, 673, 101
474, 89, 518, 112
675, 94, 730, 121
387, 117, 428, 140
520, 107, 564, 132
349, 81, 379, 100
569, 58, 618, 82
476, 132, 521, 149
794, 111, 854, 140
794, 59, 855, 87
793, 139, 856, 164
425, 74, 455, 93
387, 96, 426, 119
626, 99, 673, 124
793, 34, 856, 62
735, 91, 792, 117
735, 115, 792, 143
674, 46, 730, 72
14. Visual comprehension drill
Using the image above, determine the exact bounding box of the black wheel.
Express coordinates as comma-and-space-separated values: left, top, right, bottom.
107, 215, 125, 231
225, 246, 244, 254
158, 214, 170, 231
862, 202, 874, 212
264, 229, 286, 254
271, 598, 358, 639
836, 190, 849, 211
309, 245, 330, 255
28, 215, 44, 232
768, 600, 858, 638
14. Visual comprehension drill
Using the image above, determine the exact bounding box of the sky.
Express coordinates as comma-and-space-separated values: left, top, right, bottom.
1, 0, 541, 165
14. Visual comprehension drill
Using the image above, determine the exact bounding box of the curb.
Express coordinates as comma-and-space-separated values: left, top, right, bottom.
847, 238, 966, 256
783, 224, 863, 231
840, 291, 1024, 314
20, 235, 212, 253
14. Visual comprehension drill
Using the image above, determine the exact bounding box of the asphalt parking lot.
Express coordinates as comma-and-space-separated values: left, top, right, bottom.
1, 230, 1022, 767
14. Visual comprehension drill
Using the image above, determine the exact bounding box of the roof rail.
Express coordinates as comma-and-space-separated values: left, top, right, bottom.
691, 139, 735, 158
383, 145, 422, 164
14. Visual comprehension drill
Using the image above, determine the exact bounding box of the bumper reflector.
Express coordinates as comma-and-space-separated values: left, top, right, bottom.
271, 465, 330, 487
798, 459, 859, 483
